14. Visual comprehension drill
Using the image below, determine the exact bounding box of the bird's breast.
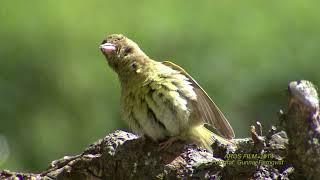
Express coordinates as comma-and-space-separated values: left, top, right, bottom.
120, 75, 197, 141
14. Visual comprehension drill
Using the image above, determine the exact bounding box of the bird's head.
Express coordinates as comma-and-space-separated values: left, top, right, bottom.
100, 34, 148, 74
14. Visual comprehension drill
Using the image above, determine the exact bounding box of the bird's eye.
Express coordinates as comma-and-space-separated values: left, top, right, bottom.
123, 46, 133, 56
130, 62, 137, 70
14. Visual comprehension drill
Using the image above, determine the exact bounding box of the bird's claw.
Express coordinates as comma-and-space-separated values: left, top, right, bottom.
159, 137, 180, 150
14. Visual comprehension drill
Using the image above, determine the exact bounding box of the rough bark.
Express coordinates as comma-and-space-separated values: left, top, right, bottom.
1, 80, 319, 180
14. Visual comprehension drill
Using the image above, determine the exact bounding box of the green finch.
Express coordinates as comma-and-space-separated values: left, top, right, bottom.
99, 34, 235, 152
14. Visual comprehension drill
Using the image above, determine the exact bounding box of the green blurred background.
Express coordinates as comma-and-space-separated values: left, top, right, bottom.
0, 0, 319, 172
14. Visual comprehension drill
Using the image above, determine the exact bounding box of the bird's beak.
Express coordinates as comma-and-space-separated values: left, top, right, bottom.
100, 43, 116, 55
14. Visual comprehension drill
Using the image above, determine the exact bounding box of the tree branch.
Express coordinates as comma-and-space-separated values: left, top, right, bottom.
1, 80, 319, 179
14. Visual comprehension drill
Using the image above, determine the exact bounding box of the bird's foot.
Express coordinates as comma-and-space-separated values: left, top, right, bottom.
159, 136, 180, 151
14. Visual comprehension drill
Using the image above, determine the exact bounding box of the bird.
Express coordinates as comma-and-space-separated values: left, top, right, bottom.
99, 34, 235, 152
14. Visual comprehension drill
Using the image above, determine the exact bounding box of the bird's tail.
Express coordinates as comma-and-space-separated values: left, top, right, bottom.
188, 124, 233, 152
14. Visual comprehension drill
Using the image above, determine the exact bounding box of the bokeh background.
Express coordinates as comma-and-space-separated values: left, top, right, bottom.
1, 1, 319, 171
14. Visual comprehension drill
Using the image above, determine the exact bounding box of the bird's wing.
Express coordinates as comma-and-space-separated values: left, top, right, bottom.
162, 61, 235, 139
